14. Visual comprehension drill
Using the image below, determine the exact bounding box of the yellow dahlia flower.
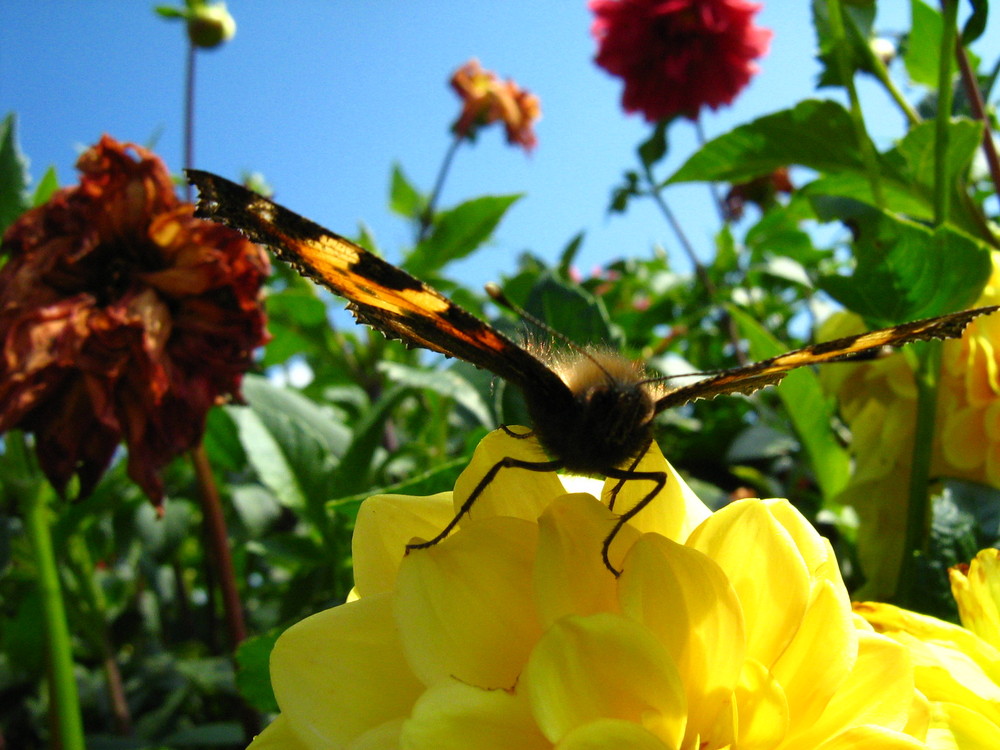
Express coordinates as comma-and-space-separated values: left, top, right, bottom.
249, 428, 931, 749
820, 256, 1000, 599
856, 548, 1000, 748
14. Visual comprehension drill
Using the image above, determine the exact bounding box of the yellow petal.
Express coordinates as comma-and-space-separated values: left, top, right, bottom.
349, 718, 405, 750
772, 579, 858, 737
787, 631, 915, 747
557, 718, 672, 749
394, 515, 541, 689
733, 657, 788, 749
521, 613, 687, 747
812, 725, 928, 750
618, 533, 744, 747
686, 499, 810, 668
927, 701, 1000, 750
533, 492, 625, 626
941, 407, 987, 472
857, 601, 1000, 689
400, 679, 549, 750
246, 715, 313, 750
950, 549, 1000, 650
453, 427, 566, 524
270, 592, 423, 748
352, 492, 457, 597
601, 440, 711, 543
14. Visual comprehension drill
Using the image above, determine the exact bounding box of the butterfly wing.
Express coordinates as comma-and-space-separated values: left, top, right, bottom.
186, 169, 570, 397
655, 306, 999, 412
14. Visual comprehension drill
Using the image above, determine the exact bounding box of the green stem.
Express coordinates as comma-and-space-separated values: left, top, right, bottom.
866, 40, 921, 127
827, 0, 885, 207
417, 135, 463, 242
933, 0, 958, 225
17, 435, 85, 750
897, 342, 942, 606
954, 36, 1000, 200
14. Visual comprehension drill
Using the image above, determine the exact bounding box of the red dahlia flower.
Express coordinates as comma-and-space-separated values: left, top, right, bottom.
0, 135, 269, 504
590, 0, 773, 122
450, 58, 541, 152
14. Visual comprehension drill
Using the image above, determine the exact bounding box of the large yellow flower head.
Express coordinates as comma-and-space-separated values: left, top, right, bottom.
820, 255, 1000, 598
249, 429, 929, 749
857, 548, 1000, 748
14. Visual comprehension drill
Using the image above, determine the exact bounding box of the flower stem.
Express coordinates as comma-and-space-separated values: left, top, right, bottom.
827, 0, 885, 208
645, 178, 748, 365
955, 38, 1000, 199
417, 134, 463, 242
898, 0, 959, 605
17, 434, 85, 750
190, 442, 246, 648
183, 39, 197, 201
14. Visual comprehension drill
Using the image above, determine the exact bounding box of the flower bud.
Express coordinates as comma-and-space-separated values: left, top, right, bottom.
186, 2, 236, 49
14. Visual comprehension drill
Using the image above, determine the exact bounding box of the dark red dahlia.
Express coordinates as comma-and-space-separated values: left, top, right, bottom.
0, 135, 269, 504
590, 0, 773, 122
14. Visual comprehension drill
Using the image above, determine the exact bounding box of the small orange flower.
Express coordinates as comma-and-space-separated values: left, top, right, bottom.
0, 135, 269, 504
450, 59, 541, 152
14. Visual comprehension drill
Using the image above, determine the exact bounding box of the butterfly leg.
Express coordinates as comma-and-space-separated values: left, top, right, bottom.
605, 448, 647, 512
600, 464, 667, 578
405, 456, 563, 554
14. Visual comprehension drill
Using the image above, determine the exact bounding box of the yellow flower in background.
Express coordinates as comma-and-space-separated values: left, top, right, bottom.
820, 255, 1000, 599
250, 429, 931, 750
857, 548, 1000, 748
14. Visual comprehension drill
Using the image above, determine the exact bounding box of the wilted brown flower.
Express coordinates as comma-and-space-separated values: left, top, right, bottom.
450, 58, 541, 152
0, 135, 269, 504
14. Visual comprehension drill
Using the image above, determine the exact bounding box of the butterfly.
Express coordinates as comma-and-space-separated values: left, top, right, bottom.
186, 169, 999, 575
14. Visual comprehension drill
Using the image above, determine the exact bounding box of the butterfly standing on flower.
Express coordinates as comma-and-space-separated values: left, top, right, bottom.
186, 169, 999, 576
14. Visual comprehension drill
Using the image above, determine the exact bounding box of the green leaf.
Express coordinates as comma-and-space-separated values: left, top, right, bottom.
905, 0, 942, 87
389, 162, 425, 219
557, 232, 585, 277
523, 272, 616, 347
227, 375, 350, 511
330, 382, 413, 496
329, 455, 469, 517
804, 118, 986, 238
812, 0, 877, 87
667, 100, 865, 185
378, 360, 494, 428
813, 198, 992, 322
31, 165, 59, 206
730, 307, 850, 500
637, 120, 670, 172
404, 194, 521, 277
0, 113, 30, 235
961, 0, 989, 44
235, 630, 281, 714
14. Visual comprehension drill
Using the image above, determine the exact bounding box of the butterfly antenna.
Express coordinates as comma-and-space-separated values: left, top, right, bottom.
485, 283, 616, 378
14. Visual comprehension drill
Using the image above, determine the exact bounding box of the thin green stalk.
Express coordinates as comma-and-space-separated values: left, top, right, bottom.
897, 0, 959, 604
933, 0, 959, 225
827, 0, 885, 207
17, 434, 85, 750
865, 40, 921, 127
897, 342, 942, 606
417, 135, 463, 242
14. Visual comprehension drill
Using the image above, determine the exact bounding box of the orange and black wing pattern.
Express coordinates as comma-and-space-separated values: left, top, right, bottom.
186, 169, 568, 397
655, 305, 1000, 412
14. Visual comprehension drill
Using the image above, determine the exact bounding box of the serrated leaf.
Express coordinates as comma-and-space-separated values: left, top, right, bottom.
668, 100, 865, 185
814, 198, 992, 322
812, 0, 878, 87
389, 162, 425, 219
404, 194, 521, 277
0, 113, 30, 235
730, 306, 850, 500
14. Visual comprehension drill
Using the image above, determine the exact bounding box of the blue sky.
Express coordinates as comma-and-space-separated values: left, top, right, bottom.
4, 2, 999, 288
